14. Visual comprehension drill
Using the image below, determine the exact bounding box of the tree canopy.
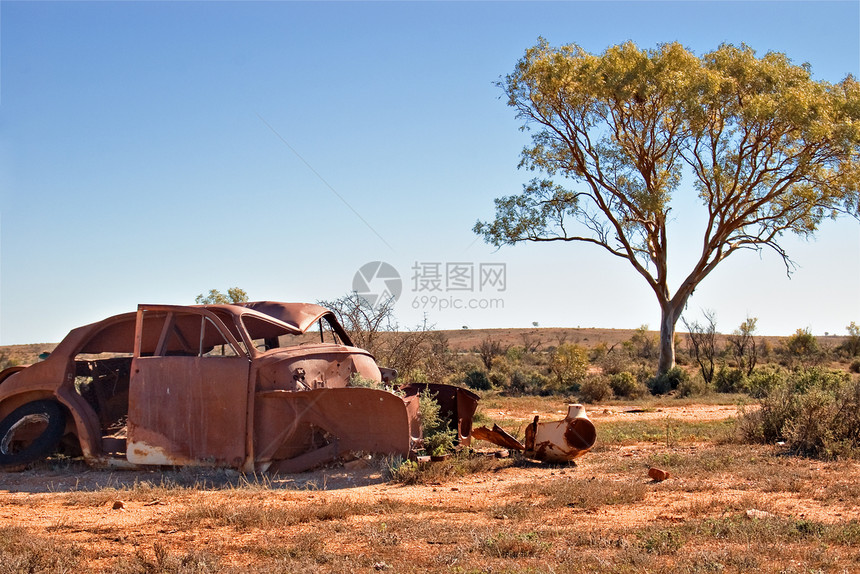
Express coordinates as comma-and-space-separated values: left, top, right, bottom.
474, 40, 860, 374
194, 287, 249, 305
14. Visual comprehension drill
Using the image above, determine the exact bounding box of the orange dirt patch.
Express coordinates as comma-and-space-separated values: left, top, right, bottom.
1, 404, 858, 573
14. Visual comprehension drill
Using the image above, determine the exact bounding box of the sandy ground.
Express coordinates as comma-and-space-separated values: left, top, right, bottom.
1, 402, 858, 573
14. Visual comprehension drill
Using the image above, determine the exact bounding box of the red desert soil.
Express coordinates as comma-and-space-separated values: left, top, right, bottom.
1, 403, 858, 573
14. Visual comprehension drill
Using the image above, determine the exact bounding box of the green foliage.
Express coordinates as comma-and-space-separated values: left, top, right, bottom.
676, 373, 710, 398
549, 343, 589, 388
647, 366, 689, 395
417, 389, 456, 456
463, 369, 492, 391
579, 375, 613, 403
728, 316, 759, 375
626, 325, 658, 360
508, 369, 554, 396
714, 366, 746, 393
738, 367, 860, 459
195, 287, 249, 305
608, 371, 648, 398
840, 321, 860, 357
347, 372, 385, 390
784, 328, 821, 367
475, 39, 860, 376
745, 365, 787, 398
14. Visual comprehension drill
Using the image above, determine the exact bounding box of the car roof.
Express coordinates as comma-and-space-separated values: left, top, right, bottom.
68, 301, 343, 355
236, 301, 331, 333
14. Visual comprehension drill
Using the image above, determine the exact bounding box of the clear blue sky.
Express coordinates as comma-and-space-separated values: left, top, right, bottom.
1, 1, 858, 345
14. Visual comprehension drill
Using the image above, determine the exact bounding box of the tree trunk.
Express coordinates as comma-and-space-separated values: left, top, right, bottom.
657, 300, 683, 375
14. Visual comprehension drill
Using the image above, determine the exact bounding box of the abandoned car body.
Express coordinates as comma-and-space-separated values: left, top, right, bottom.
0, 301, 595, 472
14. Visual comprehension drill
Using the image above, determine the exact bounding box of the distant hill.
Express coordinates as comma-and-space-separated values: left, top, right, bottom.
2, 327, 846, 368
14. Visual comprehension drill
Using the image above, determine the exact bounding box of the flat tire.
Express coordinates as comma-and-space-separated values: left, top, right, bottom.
0, 400, 66, 471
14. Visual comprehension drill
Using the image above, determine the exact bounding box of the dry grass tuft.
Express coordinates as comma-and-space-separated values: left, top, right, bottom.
0, 526, 82, 573
509, 476, 647, 511
171, 498, 374, 530
390, 451, 516, 484
480, 530, 547, 558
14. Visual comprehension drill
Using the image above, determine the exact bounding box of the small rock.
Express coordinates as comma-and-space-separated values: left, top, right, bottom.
648, 468, 670, 482
112, 500, 125, 510
450, 487, 459, 491
373, 561, 391, 571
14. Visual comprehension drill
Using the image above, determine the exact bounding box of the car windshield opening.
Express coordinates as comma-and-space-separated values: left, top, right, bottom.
241, 314, 345, 352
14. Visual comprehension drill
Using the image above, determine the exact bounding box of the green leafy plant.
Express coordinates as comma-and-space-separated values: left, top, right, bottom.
647, 366, 689, 395
463, 369, 492, 391
418, 388, 456, 456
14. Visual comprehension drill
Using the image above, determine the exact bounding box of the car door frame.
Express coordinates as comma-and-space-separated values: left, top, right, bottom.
126, 305, 252, 467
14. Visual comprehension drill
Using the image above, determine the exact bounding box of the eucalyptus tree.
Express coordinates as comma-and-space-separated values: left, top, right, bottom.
195, 287, 249, 305
475, 40, 860, 374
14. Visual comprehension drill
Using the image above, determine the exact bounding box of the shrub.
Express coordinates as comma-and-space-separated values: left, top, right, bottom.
714, 366, 746, 393
463, 369, 491, 391
791, 367, 848, 393
627, 325, 658, 359
488, 371, 507, 388
850, 359, 860, 374
579, 375, 613, 403
647, 367, 689, 395
349, 372, 391, 391
676, 373, 710, 398
418, 389, 456, 456
598, 351, 634, 376
838, 322, 860, 357
745, 366, 787, 398
609, 371, 647, 398
549, 344, 589, 388
737, 368, 860, 459
510, 370, 556, 395
783, 328, 821, 367
589, 342, 609, 362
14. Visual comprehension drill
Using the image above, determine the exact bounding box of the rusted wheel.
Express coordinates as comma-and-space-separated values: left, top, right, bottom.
0, 400, 66, 471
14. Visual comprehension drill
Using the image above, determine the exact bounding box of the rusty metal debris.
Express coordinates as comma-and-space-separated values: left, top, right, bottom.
0, 301, 596, 473
473, 404, 596, 462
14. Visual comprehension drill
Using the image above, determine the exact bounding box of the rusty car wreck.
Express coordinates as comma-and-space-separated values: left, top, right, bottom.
0, 301, 595, 473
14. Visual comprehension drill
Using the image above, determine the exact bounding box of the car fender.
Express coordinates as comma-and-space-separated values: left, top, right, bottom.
0, 366, 27, 386
54, 386, 104, 462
